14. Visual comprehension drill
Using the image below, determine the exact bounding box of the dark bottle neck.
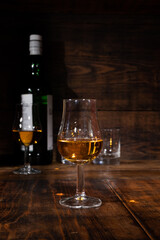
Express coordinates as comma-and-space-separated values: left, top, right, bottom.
26, 55, 43, 94
30, 55, 42, 78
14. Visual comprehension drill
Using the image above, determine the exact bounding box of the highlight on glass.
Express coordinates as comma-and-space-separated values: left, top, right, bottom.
57, 99, 103, 208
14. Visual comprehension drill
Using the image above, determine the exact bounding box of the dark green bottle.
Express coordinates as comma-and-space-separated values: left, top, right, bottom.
21, 34, 53, 165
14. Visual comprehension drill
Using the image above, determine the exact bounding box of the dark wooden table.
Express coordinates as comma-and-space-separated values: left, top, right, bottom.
0, 159, 160, 240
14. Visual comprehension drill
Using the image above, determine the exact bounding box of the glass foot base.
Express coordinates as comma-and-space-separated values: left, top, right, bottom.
59, 194, 102, 209
13, 166, 41, 175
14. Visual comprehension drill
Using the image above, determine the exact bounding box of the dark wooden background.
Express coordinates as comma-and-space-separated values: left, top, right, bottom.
1, 0, 160, 163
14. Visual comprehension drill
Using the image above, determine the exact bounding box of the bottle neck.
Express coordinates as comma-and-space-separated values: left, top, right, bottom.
25, 55, 43, 94
30, 55, 42, 79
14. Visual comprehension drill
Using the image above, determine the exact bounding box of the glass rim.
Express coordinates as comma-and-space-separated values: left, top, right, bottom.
63, 98, 97, 102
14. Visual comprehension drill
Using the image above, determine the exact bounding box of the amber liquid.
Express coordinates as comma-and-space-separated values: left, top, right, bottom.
57, 138, 103, 164
12, 129, 42, 146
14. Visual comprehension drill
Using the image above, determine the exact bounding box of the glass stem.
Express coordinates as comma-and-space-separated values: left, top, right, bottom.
24, 145, 31, 169
76, 164, 85, 197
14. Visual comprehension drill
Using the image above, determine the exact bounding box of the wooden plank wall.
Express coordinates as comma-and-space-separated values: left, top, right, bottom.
1, 0, 160, 162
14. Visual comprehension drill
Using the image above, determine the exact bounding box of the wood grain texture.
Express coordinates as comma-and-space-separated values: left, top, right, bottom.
98, 111, 160, 160
105, 171, 160, 240
0, 2, 160, 161
0, 161, 157, 240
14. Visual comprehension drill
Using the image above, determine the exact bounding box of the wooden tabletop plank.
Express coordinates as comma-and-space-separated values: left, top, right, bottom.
0, 164, 150, 240
103, 162, 160, 240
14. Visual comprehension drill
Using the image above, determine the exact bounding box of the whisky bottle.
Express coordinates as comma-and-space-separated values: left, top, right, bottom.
21, 34, 53, 165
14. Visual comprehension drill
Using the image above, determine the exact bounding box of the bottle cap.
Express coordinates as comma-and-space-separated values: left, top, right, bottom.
29, 34, 42, 55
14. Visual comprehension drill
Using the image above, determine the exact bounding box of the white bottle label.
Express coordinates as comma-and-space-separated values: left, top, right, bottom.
21, 94, 33, 130
21, 94, 33, 151
21, 94, 33, 104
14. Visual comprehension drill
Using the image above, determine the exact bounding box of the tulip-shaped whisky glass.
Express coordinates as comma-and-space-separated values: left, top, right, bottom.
12, 103, 42, 175
57, 99, 103, 208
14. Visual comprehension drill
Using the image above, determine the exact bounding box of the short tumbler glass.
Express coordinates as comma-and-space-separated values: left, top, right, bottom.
93, 128, 120, 165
